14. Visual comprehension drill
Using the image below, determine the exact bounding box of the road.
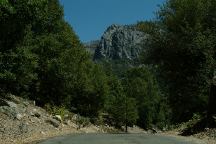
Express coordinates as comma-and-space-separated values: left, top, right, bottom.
38, 133, 204, 144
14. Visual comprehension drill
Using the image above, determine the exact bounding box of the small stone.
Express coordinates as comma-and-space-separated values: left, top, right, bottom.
46, 119, 60, 128
205, 128, 210, 131
19, 123, 28, 133
53, 115, 62, 122
30, 118, 35, 123
23, 101, 29, 106
16, 113, 23, 120
34, 112, 41, 118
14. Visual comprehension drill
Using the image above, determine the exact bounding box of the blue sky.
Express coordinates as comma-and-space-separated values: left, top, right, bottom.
59, 0, 165, 42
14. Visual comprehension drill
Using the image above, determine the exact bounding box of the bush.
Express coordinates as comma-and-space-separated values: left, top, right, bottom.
44, 104, 69, 120
76, 115, 91, 128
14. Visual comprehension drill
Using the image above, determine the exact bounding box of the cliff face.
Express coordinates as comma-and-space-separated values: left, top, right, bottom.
93, 24, 147, 61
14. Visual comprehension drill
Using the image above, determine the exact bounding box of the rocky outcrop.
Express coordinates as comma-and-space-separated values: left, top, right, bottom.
0, 94, 73, 143
93, 24, 148, 61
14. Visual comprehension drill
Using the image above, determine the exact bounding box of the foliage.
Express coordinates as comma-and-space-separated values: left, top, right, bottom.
76, 114, 91, 128
141, 0, 216, 124
104, 75, 138, 128
122, 67, 169, 129
44, 104, 69, 120
0, 0, 108, 121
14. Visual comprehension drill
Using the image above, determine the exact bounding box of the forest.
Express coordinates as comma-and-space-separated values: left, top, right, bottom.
0, 0, 215, 131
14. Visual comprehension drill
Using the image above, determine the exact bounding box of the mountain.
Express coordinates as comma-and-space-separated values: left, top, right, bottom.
85, 24, 148, 61
84, 40, 100, 55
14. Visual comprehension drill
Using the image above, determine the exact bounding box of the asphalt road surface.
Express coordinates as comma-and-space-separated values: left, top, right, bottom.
38, 133, 203, 144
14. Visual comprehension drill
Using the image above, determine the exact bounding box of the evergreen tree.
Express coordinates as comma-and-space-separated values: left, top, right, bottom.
105, 76, 138, 130
123, 67, 168, 129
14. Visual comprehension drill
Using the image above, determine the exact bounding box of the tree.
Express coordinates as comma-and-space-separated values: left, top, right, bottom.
142, 0, 216, 123
105, 76, 138, 130
0, 0, 48, 96
123, 67, 169, 129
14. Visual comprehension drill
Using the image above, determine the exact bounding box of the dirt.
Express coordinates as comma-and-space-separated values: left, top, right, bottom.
0, 95, 114, 144
164, 129, 216, 144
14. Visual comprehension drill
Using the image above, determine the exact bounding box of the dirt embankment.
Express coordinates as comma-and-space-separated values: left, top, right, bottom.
0, 94, 113, 144
164, 128, 216, 144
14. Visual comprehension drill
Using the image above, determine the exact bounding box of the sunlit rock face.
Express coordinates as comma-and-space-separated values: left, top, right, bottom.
93, 24, 147, 61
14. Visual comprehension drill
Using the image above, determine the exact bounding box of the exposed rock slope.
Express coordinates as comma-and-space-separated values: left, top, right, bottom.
0, 94, 113, 144
93, 24, 147, 60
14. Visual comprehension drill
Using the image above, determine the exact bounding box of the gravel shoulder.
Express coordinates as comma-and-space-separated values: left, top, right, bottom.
163, 130, 216, 144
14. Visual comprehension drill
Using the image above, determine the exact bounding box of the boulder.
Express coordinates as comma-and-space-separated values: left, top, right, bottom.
46, 119, 60, 128
53, 115, 62, 122
0, 99, 17, 108
0, 106, 17, 118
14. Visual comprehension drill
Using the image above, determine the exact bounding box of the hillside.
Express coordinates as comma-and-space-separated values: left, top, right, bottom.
0, 94, 114, 144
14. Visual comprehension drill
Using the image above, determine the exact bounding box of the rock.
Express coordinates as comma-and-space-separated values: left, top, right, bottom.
23, 101, 29, 106
148, 128, 157, 134
0, 106, 17, 118
46, 119, 60, 128
65, 120, 78, 128
0, 99, 10, 106
19, 123, 28, 133
205, 128, 210, 131
30, 118, 35, 123
5, 94, 20, 104
0, 99, 17, 109
30, 108, 41, 118
16, 113, 23, 120
72, 114, 78, 121
162, 127, 167, 131
93, 24, 148, 60
34, 112, 41, 118
64, 114, 69, 120
7, 101, 17, 108
53, 115, 62, 122
40, 131, 45, 135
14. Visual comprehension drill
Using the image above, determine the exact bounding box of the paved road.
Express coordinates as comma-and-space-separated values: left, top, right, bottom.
38, 134, 203, 144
